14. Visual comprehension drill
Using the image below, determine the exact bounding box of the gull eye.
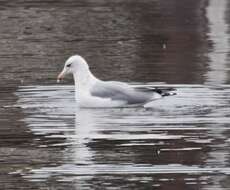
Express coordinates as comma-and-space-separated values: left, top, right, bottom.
66, 63, 71, 68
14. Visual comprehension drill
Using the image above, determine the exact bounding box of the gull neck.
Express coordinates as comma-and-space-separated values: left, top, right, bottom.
73, 67, 98, 90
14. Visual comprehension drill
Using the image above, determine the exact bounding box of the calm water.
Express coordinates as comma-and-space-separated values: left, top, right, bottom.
11, 84, 230, 190
1, 0, 230, 189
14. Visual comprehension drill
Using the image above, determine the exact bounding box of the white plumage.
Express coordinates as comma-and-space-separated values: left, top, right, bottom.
57, 55, 175, 108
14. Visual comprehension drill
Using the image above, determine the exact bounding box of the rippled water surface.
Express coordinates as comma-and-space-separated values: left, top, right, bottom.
1, 0, 230, 189
8, 84, 230, 189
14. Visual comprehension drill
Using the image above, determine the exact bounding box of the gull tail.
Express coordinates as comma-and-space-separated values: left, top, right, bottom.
154, 87, 177, 97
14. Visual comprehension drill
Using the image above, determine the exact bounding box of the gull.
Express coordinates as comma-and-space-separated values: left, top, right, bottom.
57, 55, 176, 108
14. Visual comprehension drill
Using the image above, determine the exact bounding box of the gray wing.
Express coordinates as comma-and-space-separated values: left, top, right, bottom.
90, 81, 155, 104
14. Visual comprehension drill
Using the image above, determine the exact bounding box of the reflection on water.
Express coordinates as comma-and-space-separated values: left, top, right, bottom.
205, 0, 230, 84
1, 0, 230, 189
0, 0, 229, 87
13, 84, 230, 189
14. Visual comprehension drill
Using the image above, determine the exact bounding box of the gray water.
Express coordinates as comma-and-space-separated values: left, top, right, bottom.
1, 0, 230, 189
12, 84, 230, 190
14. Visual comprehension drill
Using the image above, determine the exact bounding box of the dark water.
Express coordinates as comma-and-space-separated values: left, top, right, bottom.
1, 0, 230, 189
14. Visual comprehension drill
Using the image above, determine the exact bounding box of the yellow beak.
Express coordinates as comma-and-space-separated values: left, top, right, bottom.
57, 69, 66, 83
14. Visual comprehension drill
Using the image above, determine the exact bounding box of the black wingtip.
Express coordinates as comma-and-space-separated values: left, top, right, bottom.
161, 91, 177, 97
154, 87, 177, 97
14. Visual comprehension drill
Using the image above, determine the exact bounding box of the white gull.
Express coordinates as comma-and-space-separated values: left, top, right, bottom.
57, 55, 176, 108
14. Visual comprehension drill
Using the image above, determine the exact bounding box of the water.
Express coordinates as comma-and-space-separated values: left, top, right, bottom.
4, 84, 229, 189
1, 0, 230, 189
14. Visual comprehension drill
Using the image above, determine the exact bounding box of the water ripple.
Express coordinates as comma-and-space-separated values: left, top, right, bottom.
13, 84, 230, 189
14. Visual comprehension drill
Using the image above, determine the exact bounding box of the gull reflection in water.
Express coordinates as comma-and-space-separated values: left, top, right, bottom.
72, 109, 97, 165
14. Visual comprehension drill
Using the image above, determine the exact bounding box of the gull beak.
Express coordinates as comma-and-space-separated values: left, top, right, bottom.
57, 69, 67, 83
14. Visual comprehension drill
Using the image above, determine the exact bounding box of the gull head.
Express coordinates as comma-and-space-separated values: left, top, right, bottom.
57, 55, 89, 83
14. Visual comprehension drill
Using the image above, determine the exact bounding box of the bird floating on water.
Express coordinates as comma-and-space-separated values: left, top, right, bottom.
57, 55, 176, 108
